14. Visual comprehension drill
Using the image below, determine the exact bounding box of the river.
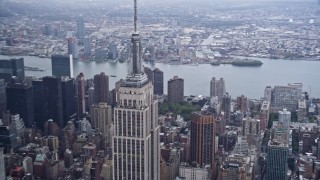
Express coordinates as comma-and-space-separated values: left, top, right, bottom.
1, 55, 319, 99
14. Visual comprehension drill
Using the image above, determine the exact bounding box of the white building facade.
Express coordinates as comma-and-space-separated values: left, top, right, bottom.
179, 163, 210, 180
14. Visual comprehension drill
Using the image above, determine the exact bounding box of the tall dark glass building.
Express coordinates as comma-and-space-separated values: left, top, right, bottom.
6, 79, 33, 127
93, 72, 109, 104
266, 141, 288, 180
61, 77, 76, 125
0, 79, 6, 118
76, 73, 86, 116
0, 58, 25, 82
144, 66, 153, 84
51, 54, 73, 78
32, 79, 45, 130
33, 77, 76, 130
153, 68, 163, 95
42, 76, 64, 128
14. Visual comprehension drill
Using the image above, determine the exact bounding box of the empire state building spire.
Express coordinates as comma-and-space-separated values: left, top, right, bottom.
125, 0, 148, 87
130, 0, 143, 75
134, 0, 137, 32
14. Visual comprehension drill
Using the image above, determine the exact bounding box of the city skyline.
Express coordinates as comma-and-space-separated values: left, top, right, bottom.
0, 0, 320, 179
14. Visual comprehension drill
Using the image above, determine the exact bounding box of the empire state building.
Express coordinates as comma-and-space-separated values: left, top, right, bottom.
112, 0, 160, 179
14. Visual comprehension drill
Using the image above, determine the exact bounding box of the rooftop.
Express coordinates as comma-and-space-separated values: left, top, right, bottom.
268, 140, 289, 147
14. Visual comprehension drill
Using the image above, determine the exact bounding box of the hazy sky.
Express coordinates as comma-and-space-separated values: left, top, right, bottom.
114, 0, 319, 7
5, 0, 318, 3
1, 0, 318, 6
1, 0, 319, 9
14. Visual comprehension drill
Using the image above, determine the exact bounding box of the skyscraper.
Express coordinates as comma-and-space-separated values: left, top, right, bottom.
168, 76, 184, 103
0, 58, 25, 82
0, 79, 6, 118
68, 37, 78, 59
61, 77, 76, 124
42, 76, 64, 128
144, 66, 153, 84
260, 101, 270, 131
266, 109, 290, 180
221, 93, 231, 123
44, 24, 52, 36
273, 84, 302, 112
83, 37, 91, 56
236, 95, 248, 113
108, 42, 118, 60
51, 54, 73, 78
32, 79, 45, 130
215, 113, 226, 136
278, 109, 291, 130
278, 108, 291, 144
113, 1, 160, 179
94, 72, 109, 104
264, 86, 272, 102
6, 79, 34, 127
190, 111, 216, 167
76, 73, 86, 116
33, 78, 70, 130
77, 16, 85, 38
242, 117, 260, 136
10, 113, 26, 135
266, 141, 288, 180
88, 86, 95, 109
91, 103, 113, 147
297, 99, 307, 122
153, 68, 163, 95
67, 37, 73, 54
210, 77, 225, 100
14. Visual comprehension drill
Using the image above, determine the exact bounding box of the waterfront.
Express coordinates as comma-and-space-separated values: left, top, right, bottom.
1, 55, 320, 99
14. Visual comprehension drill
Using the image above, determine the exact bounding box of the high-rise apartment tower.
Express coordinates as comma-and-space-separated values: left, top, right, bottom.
190, 111, 216, 166
168, 76, 184, 103
210, 77, 225, 100
94, 72, 109, 104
